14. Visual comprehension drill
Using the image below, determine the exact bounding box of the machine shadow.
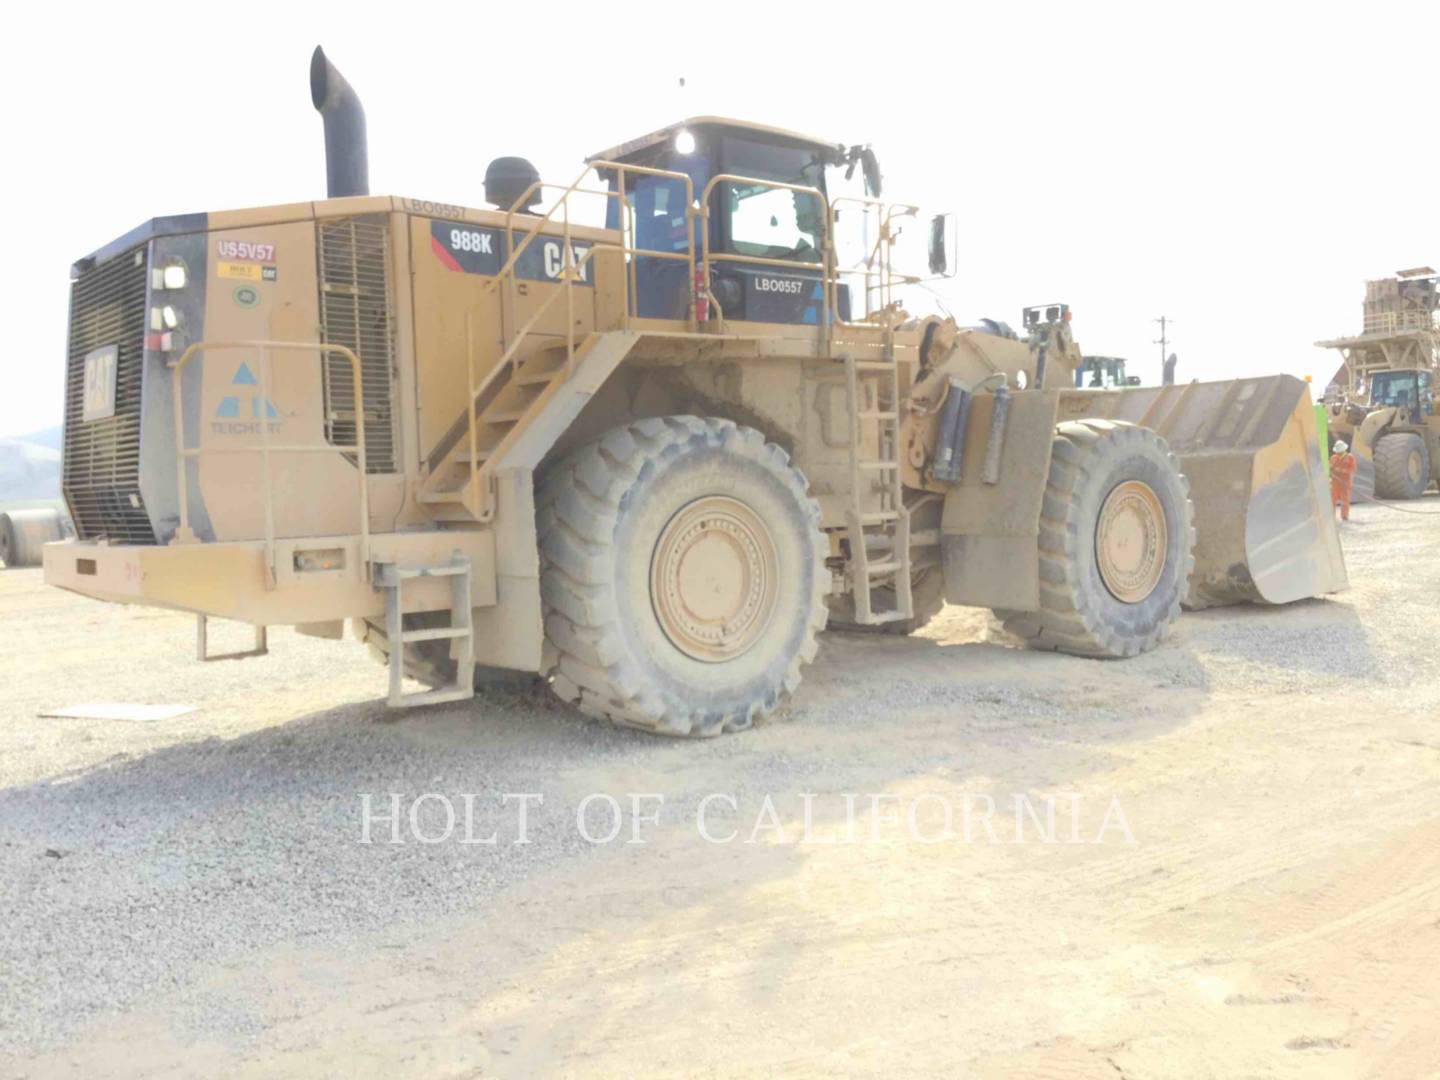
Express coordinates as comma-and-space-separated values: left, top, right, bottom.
0, 611, 1221, 1046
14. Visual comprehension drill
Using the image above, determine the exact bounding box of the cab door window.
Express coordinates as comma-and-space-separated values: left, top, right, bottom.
728, 184, 822, 262
717, 135, 826, 264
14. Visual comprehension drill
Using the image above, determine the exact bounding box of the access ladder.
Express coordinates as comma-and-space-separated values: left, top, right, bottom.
373, 555, 476, 708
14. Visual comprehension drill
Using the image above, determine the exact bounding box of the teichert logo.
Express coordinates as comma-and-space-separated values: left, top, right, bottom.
211, 362, 281, 435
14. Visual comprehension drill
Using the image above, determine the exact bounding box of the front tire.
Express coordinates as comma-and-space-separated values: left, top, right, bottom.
538, 416, 828, 737
1373, 432, 1429, 499
999, 420, 1195, 659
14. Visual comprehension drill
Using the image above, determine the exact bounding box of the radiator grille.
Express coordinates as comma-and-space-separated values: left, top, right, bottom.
318, 216, 396, 472
62, 247, 156, 543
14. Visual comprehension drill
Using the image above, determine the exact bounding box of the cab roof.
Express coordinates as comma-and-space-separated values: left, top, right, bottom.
587, 116, 845, 164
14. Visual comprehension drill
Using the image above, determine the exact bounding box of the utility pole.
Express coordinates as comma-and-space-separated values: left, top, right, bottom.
1154, 316, 1177, 385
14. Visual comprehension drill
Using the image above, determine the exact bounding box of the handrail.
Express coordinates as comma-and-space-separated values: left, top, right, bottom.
428, 162, 700, 514
454, 244, 607, 517
168, 339, 371, 586
498, 161, 698, 335
699, 174, 830, 346
428, 163, 942, 518
827, 196, 921, 331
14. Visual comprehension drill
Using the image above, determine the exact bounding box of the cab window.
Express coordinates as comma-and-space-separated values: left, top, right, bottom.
718, 135, 827, 264
1371, 372, 1420, 407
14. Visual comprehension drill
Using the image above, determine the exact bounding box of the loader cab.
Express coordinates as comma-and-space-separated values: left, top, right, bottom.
589, 118, 859, 324
1077, 355, 1141, 389
1369, 369, 1433, 423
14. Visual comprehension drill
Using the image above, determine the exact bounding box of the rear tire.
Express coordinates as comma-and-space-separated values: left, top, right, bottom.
998, 420, 1195, 659
1373, 432, 1429, 499
538, 416, 828, 737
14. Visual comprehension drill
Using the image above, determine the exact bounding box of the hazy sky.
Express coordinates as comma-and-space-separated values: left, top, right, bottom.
2, 1, 1435, 437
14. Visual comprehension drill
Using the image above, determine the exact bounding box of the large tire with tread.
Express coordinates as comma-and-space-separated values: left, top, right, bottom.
1373, 432, 1429, 500
997, 419, 1195, 659
539, 416, 828, 737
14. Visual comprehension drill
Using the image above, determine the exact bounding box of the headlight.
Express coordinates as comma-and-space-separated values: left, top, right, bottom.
675, 129, 696, 155
151, 263, 188, 290
161, 305, 180, 330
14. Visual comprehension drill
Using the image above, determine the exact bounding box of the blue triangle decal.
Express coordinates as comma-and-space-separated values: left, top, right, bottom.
232, 362, 258, 387
216, 397, 240, 418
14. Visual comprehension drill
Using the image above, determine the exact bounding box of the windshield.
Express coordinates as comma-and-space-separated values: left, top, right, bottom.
1370, 371, 1423, 408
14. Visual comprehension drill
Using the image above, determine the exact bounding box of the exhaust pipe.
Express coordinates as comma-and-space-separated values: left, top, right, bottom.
309, 46, 368, 198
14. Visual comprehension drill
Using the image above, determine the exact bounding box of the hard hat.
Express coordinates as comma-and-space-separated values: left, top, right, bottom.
1334, 440, 1348, 452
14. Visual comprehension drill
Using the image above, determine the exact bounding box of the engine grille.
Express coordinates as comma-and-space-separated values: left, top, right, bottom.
318, 216, 397, 472
63, 247, 156, 543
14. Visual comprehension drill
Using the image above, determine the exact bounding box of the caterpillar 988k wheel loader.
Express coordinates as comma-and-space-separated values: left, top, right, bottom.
45, 48, 1347, 736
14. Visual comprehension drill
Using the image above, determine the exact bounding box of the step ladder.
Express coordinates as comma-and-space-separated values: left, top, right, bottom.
417, 343, 574, 524
373, 556, 476, 708
842, 352, 913, 624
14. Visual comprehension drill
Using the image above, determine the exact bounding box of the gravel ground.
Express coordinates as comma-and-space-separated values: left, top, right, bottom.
3, 501, 1440, 1076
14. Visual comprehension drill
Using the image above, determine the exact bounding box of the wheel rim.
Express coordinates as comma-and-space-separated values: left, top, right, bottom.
651, 496, 779, 662
1096, 480, 1168, 604
1408, 450, 1423, 485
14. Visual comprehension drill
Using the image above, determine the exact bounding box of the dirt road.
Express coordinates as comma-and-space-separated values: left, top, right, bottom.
3, 502, 1439, 1078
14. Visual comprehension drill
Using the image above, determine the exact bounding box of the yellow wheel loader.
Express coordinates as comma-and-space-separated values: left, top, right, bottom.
1319, 268, 1440, 498
45, 48, 1347, 736
1330, 369, 1440, 500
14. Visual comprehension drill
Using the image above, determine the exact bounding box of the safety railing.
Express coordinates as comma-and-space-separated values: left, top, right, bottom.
429, 163, 699, 513
497, 162, 699, 352
168, 340, 370, 586
697, 174, 832, 345
826, 196, 924, 324
1361, 309, 1440, 336
429, 161, 947, 515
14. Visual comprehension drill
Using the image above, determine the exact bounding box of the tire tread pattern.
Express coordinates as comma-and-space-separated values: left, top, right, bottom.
999, 419, 1196, 659
539, 416, 828, 737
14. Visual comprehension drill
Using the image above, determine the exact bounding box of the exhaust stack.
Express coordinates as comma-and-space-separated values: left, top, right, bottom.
309, 46, 368, 198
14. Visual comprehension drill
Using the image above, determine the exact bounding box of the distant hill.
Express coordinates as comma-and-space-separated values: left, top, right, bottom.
11, 425, 61, 451
0, 438, 61, 501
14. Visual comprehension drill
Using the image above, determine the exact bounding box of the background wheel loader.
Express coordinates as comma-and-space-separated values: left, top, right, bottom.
42, 48, 1347, 737
1319, 267, 1440, 499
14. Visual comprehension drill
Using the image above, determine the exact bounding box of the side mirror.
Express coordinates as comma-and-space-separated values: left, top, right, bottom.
928, 213, 950, 275
861, 148, 883, 198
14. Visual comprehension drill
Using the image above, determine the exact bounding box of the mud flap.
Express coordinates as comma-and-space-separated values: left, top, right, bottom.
1061, 375, 1348, 608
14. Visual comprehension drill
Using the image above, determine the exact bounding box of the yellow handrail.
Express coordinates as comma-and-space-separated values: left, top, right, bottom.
699, 174, 830, 346
432, 162, 701, 514
432, 163, 941, 519
827, 196, 920, 327
168, 339, 371, 584
497, 161, 698, 334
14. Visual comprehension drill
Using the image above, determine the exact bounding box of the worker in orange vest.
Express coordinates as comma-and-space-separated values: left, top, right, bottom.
1331, 440, 1357, 521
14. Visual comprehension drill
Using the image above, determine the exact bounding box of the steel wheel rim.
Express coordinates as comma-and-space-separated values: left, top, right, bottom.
651, 496, 779, 662
1096, 480, 1168, 604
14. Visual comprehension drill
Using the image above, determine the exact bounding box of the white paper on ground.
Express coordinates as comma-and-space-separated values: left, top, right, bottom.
39, 703, 196, 722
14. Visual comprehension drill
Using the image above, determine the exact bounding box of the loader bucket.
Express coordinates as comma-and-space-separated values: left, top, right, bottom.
1346, 406, 1403, 500
1070, 375, 1349, 608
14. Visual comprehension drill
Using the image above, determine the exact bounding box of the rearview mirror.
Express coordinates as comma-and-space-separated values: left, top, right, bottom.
928, 213, 950, 276
861, 148, 883, 198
